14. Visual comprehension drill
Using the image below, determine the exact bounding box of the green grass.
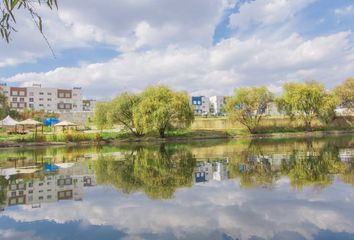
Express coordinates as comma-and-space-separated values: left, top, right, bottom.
0, 115, 353, 145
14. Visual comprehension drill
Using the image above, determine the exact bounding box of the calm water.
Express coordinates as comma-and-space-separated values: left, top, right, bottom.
0, 136, 354, 240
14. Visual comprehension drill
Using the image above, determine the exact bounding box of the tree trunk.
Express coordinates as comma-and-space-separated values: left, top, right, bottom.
305, 120, 312, 132
159, 128, 165, 138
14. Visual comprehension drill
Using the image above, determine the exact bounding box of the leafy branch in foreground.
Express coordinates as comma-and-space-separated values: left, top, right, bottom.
1, 0, 58, 54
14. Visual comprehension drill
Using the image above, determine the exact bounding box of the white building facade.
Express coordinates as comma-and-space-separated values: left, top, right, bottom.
209, 96, 226, 115
0, 84, 94, 113
191, 96, 211, 115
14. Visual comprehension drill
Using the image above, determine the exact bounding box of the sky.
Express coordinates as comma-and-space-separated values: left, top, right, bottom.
0, 0, 354, 99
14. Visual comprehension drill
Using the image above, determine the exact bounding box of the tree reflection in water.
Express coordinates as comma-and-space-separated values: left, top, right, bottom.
94, 144, 196, 199
228, 137, 353, 190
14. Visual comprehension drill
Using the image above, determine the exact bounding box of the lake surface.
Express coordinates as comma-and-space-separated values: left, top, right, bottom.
0, 136, 354, 240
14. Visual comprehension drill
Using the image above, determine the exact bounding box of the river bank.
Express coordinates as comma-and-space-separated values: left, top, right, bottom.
0, 128, 353, 149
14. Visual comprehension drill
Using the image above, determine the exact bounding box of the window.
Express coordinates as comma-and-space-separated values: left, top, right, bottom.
39, 98, 44, 101
47, 98, 52, 101
28, 196, 33, 201
12, 97, 17, 102
39, 182, 43, 186
19, 191, 24, 196
18, 183, 25, 190
9, 198, 17, 205
18, 103, 25, 108
29, 103, 34, 109
20, 98, 24, 102
19, 91, 25, 96
28, 182, 33, 188
17, 196, 25, 204
65, 178, 72, 185
39, 104, 44, 107
48, 92, 52, 95
11, 191, 16, 197
29, 190, 33, 194
29, 98, 34, 102
29, 92, 34, 96
58, 178, 72, 186
59, 93, 65, 98
65, 93, 71, 98
39, 196, 44, 200
12, 91, 18, 96
58, 103, 65, 109
39, 92, 44, 95
47, 195, 52, 199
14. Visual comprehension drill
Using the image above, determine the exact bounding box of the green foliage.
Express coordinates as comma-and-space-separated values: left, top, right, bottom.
109, 92, 143, 136
334, 77, 354, 110
0, 92, 10, 119
94, 86, 194, 138
93, 102, 112, 130
48, 131, 102, 143
277, 81, 339, 130
133, 86, 194, 138
94, 144, 196, 199
0, 176, 8, 204
1, 0, 57, 43
225, 86, 274, 133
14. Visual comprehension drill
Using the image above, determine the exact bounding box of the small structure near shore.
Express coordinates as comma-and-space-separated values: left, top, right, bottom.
54, 121, 77, 132
0, 115, 19, 133
16, 119, 44, 136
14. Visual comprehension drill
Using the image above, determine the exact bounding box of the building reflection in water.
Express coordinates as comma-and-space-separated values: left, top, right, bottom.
0, 160, 96, 211
194, 159, 229, 183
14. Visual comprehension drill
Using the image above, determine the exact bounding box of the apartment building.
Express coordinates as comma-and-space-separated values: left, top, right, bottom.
82, 99, 96, 112
0, 84, 94, 113
209, 96, 226, 115
191, 96, 211, 115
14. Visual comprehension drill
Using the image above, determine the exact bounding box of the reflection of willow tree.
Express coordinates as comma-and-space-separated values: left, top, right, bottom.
228, 142, 280, 188
0, 176, 8, 205
228, 137, 352, 189
340, 161, 354, 186
94, 144, 196, 199
281, 141, 346, 190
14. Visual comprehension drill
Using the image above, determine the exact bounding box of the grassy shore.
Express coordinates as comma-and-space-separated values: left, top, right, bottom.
0, 116, 352, 148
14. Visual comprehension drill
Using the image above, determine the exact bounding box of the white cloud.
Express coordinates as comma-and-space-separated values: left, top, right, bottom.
3, 179, 354, 239
229, 0, 315, 29
335, 5, 354, 16
3, 31, 353, 98
0, 0, 233, 68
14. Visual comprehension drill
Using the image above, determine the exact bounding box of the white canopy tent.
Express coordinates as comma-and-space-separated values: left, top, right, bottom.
0, 115, 18, 126
16, 119, 44, 136
54, 120, 77, 132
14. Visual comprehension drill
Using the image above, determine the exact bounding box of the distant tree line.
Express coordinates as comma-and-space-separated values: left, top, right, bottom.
226, 78, 354, 133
